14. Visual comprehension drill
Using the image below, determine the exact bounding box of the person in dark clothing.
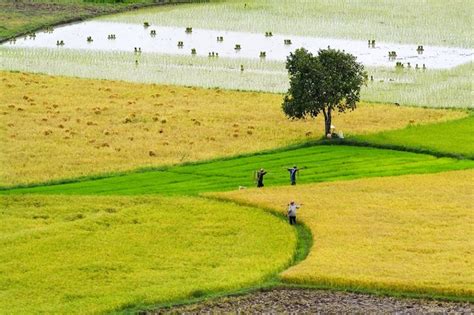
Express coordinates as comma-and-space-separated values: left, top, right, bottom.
287, 165, 300, 185
256, 168, 267, 188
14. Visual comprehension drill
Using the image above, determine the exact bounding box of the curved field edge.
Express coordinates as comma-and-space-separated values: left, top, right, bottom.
2, 145, 473, 195
117, 201, 313, 313
211, 169, 474, 300
0, 194, 299, 313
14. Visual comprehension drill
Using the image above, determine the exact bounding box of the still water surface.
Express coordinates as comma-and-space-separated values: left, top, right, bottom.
4, 21, 473, 69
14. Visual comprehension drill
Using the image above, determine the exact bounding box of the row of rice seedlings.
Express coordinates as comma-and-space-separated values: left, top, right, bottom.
1, 47, 471, 108
99, 0, 473, 48
16, 28, 435, 66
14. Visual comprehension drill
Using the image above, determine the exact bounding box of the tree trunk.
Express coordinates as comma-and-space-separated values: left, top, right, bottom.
323, 107, 332, 136
322, 109, 327, 134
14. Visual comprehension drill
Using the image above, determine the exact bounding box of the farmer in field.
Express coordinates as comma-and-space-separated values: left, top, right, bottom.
287, 201, 300, 225
287, 165, 301, 185
256, 168, 267, 188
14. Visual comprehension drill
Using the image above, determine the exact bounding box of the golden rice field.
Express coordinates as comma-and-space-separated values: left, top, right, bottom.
0, 194, 295, 313
215, 169, 474, 298
0, 71, 467, 186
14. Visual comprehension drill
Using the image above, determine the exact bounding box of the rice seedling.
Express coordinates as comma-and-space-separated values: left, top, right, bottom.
214, 169, 474, 298
12, 21, 469, 69
3, 145, 472, 195
1, 47, 471, 108
0, 194, 295, 313
100, 0, 473, 48
362, 62, 473, 108
0, 71, 465, 186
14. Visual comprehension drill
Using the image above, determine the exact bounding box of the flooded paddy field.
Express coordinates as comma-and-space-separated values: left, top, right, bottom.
1, 4, 472, 108
100, 0, 474, 48
4, 21, 473, 69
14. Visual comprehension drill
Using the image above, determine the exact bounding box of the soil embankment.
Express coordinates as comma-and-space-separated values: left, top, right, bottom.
156, 289, 472, 314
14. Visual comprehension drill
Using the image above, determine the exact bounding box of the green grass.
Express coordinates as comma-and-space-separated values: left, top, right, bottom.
3, 145, 473, 195
0, 194, 296, 313
0, 0, 192, 42
102, 0, 474, 48
1, 48, 471, 108
350, 115, 474, 159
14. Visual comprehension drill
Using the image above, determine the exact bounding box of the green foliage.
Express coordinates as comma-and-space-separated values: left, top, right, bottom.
3, 145, 472, 195
351, 115, 474, 159
283, 48, 366, 134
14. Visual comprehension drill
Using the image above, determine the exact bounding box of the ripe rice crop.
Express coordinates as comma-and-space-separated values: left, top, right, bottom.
0, 194, 295, 313
1, 71, 465, 186
215, 169, 474, 298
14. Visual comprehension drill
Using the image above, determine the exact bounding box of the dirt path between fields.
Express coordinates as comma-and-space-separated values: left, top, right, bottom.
153, 288, 472, 314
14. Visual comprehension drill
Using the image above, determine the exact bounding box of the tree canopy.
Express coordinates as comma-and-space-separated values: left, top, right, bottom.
282, 48, 367, 136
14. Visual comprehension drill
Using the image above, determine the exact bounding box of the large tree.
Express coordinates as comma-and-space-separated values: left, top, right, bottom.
282, 48, 366, 136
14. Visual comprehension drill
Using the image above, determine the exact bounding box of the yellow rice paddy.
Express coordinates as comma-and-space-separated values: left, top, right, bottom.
215, 170, 474, 298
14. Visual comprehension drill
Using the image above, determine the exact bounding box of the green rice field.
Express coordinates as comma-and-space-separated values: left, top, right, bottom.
352, 115, 474, 158
3, 145, 473, 195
